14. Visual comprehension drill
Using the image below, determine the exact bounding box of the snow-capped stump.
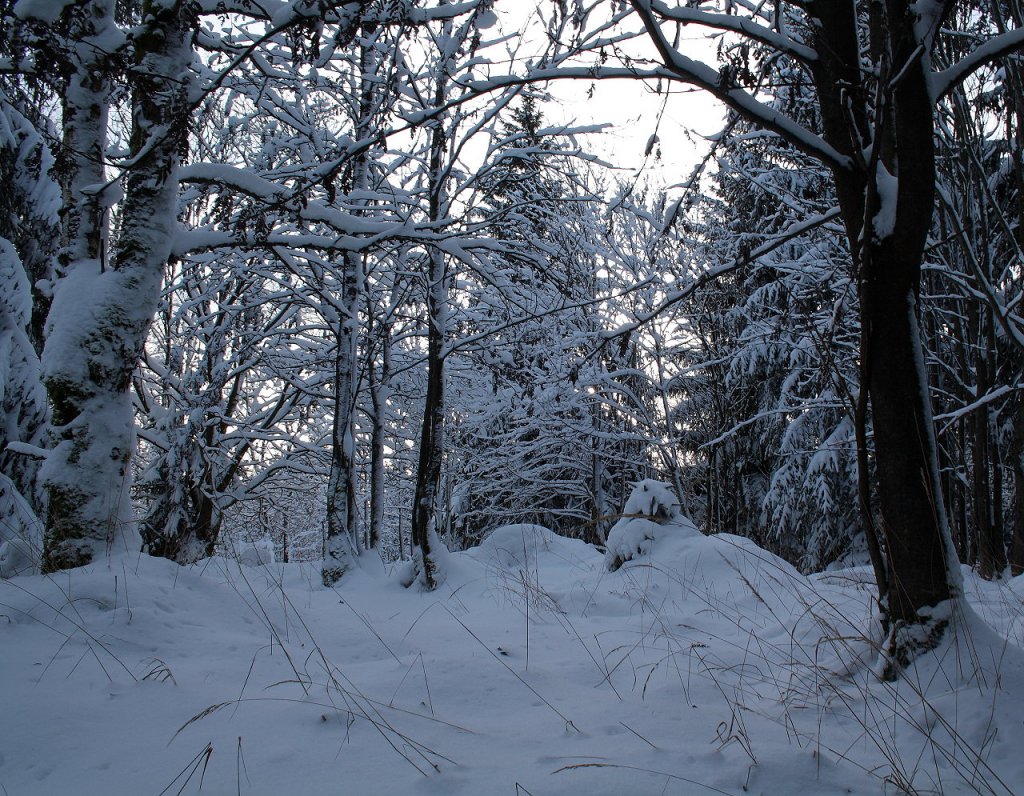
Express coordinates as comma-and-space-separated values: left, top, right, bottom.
623, 478, 682, 524
605, 479, 696, 571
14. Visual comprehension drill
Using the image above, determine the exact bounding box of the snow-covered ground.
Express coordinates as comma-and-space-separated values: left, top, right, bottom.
3, 521, 1024, 795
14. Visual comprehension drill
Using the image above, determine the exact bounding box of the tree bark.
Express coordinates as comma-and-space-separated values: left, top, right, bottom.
323, 37, 378, 584
42, 0, 193, 571
368, 298, 391, 551
1009, 389, 1024, 574
807, 0, 961, 643
410, 243, 447, 589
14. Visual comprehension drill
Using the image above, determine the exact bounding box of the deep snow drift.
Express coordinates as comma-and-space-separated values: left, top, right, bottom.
3, 517, 1024, 795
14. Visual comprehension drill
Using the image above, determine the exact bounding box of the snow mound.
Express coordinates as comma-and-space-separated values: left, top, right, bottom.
475, 523, 559, 570
236, 537, 275, 567
605, 479, 698, 571
3, 535, 1024, 794
0, 537, 37, 578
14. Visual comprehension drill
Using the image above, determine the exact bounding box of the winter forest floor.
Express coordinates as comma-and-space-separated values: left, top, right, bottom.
3, 523, 1024, 795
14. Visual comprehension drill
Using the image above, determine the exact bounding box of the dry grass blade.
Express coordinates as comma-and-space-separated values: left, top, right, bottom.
157, 741, 214, 796
551, 762, 735, 795
141, 657, 177, 685
172, 703, 233, 743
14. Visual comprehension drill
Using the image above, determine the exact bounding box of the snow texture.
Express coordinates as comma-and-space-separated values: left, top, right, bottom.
0, 474, 40, 577
476, 523, 560, 571
872, 161, 898, 240
2, 532, 1023, 795
13, 0, 76, 23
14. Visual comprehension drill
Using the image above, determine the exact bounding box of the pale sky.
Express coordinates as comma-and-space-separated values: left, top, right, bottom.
494, 4, 726, 192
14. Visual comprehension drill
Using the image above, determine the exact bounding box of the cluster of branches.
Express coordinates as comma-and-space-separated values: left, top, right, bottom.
0, 0, 684, 590
2, 0, 1023, 673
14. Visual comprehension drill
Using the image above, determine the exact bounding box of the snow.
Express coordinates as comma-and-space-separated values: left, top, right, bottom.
605, 480, 699, 571
13, 0, 76, 23
472, 523, 567, 571
621, 478, 684, 520
236, 537, 276, 567
872, 161, 899, 240
0, 473, 39, 577
4, 528, 1021, 795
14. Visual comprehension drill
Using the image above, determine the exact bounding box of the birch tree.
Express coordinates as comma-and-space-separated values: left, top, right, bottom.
8, 0, 196, 571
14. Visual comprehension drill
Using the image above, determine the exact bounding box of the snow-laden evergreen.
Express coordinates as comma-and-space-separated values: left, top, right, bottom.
0, 94, 57, 576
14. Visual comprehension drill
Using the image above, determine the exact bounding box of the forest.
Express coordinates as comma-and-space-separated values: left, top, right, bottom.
2, 1, 1024, 793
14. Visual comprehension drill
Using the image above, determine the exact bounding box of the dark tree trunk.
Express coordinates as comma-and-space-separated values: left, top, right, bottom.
861, 242, 953, 625
368, 310, 390, 551
1009, 389, 1024, 575
323, 291, 360, 585
972, 335, 999, 580
409, 244, 447, 590
808, 0, 960, 645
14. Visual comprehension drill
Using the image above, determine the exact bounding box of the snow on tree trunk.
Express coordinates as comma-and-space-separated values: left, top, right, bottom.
323, 37, 379, 585
323, 274, 361, 584
409, 245, 449, 590
40, 0, 193, 571
626, 0, 970, 672
368, 303, 391, 551
407, 10, 466, 590
804, 0, 961, 669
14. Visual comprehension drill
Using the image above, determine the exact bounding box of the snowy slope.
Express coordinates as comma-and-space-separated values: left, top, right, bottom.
2, 524, 1023, 795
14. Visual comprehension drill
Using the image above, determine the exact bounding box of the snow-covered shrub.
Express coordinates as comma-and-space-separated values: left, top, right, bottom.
605, 480, 696, 571
237, 537, 276, 567
0, 537, 36, 578
0, 474, 41, 578
622, 479, 683, 524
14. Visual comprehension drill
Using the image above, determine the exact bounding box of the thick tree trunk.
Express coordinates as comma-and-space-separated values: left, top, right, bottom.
38, 0, 113, 571
862, 253, 954, 626
806, 0, 960, 662
41, 0, 193, 571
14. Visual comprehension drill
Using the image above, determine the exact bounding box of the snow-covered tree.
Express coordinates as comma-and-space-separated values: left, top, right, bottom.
0, 91, 57, 573
541, 0, 1024, 662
